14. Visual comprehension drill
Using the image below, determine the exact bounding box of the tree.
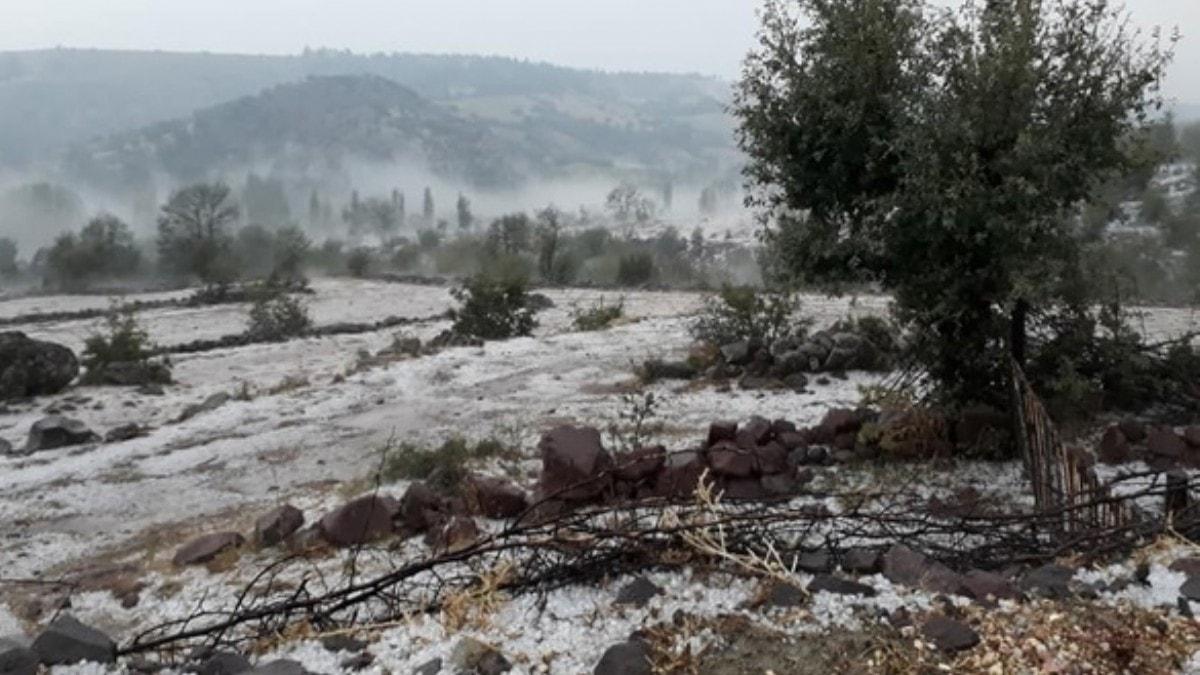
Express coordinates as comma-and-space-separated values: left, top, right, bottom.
45, 214, 142, 289
737, 0, 1172, 404
0, 238, 17, 277
1181, 120, 1200, 164
157, 183, 240, 285
273, 225, 311, 282
605, 183, 656, 231
457, 193, 474, 231
535, 206, 563, 281
698, 187, 718, 216
487, 213, 532, 256
423, 187, 435, 225
392, 189, 407, 229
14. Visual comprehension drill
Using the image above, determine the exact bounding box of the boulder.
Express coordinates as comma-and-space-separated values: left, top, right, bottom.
1020, 564, 1075, 599
25, 416, 98, 453
652, 450, 707, 498
173, 532, 245, 566
641, 360, 696, 381
762, 582, 807, 609
104, 423, 146, 443
735, 416, 773, 448
538, 426, 612, 502
777, 431, 808, 452
451, 637, 511, 675
398, 482, 448, 533
465, 476, 529, 519
808, 574, 876, 597
0, 332, 78, 401
614, 576, 663, 608
0, 636, 37, 675
706, 421, 738, 448
319, 495, 398, 546
594, 640, 653, 675
0, 438, 12, 455
761, 471, 802, 496
177, 392, 231, 423
814, 408, 862, 443
254, 505, 305, 547
613, 446, 666, 482
1097, 426, 1131, 465
320, 634, 368, 653
1186, 426, 1200, 448
755, 442, 789, 475
881, 545, 931, 587
921, 616, 980, 652
707, 442, 756, 478
1181, 576, 1200, 602
842, 548, 882, 575
719, 477, 770, 501
192, 651, 253, 675
426, 516, 480, 553
86, 360, 171, 387
1118, 418, 1147, 443
791, 551, 833, 574
960, 570, 1022, 603
31, 614, 116, 665
1146, 427, 1187, 462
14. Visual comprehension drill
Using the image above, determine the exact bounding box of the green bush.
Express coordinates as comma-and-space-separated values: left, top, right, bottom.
381, 437, 512, 491
245, 291, 313, 341
690, 285, 806, 348
571, 297, 625, 331
346, 247, 372, 277
450, 274, 538, 340
81, 306, 171, 385
616, 251, 656, 286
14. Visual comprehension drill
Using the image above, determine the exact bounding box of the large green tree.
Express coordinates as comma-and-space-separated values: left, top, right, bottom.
157, 183, 240, 285
737, 0, 1172, 404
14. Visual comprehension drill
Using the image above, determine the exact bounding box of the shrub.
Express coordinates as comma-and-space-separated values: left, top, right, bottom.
245, 291, 313, 341
450, 274, 538, 340
690, 285, 806, 348
347, 247, 372, 277
616, 251, 656, 286
571, 297, 625, 331
381, 437, 512, 491
81, 305, 171, 385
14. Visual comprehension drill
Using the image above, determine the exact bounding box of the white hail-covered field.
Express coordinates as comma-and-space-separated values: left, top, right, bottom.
2, 278, 1199, 673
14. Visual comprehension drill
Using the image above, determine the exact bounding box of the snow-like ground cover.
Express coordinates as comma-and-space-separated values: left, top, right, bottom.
3, 278, 1200, 673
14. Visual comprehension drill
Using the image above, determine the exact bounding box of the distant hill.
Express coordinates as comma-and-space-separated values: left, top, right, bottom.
65, 75, 522, 190
0, 49, 737, 183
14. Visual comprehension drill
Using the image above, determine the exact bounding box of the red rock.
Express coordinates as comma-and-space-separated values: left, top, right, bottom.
820, 408, 863, 437
653, 451, 708, 498
1185, 426, 1200, 448
173, 532, 244, 566
426, 516, 480, 553
538, 426, 612, 502
959, 570, 1022, 603
399, 482, 447, 532
706, 421, 738, 447
1118, 418, 1147, 443
320, 495, 398, 546
613, 445, 666, 482
1146, 426, 1187, 461
719, 477, 769, 501
708, 442, 757, 478
833, 433, 857, 451
465, 476, 529, 519
254, 505, 305, 546
755, 441, 789, 475
777, 431, 808, 451
736, 416, 773, 449
1097, 426, 1131, 465
922, 616, 979, 652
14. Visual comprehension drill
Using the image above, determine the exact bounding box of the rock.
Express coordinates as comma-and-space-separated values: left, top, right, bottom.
594, 640, 653, 675
808, 574, 876, 597
842, 548, 882, 575
783, 373, 810, 391
720, 341, 754, 366
881, 545, 929, 586
87, 360, 172, 386
805, 446, 829, 465
248, 660, 312, 675
104, 423, 145, 443
653, 450, 707, 498
960, 570, 1022, 603
451, 637, 511, 675
1097, 426, 1131, 465
719, 477, 769, 500
339, 653, 374, 671
254, 505, 305, 547
173, 532, 245, 566
177, 392, 231, 422
1186, 426, 1200, 448
0, 438, 11, 455
641, 360, 696, 381
31, 614, 116, 665
614, 577, 663, 608
413, 657, 443, 675
736, 416, 773, 448
320, 634, 368, 653
0, 636, 37, 675
707, 442, 756, 478
192, 651, 252, 674
25, 415, 99, 452
761, 472, 801, 496
1181, 576, 1200, 602
538, 426, 613, 502
465, 476, 529, 519
813, 408, 862, 443
921, 616, 979, 652
1169, 558, 1200, 576
319, 495, 398, 546
1118, 418, 1147, 443
1021, 564, 1075, 599
755, 442, 789, 475
399, 482, 448, 533
792, 551, 833, 574
1146, 426, 1188, 462
0, 332, 79, 401
706, 421, 738, 447
137, 383, 165, 396
777, 431, 808, 452
426, 516, 480, 553
613, 446, 666, 482
762, 582, 806, 608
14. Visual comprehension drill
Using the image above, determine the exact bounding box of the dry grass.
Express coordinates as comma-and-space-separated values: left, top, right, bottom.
440, 562, 515, 632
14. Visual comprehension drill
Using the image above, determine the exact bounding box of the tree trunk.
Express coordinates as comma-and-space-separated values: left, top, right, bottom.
1010, 299, 1029, 369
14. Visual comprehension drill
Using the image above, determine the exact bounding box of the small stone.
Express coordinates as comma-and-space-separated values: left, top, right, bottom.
25, 416, 99, 453
320, 634, 367, 653
319, 495, 398, 546
791, 551, 832, 574
192, 651, 252, 675
173, 532, 245, 566
842, 548, 881, 575
451, 637, 511, 675
1181, 576, 1200, 602
413, 657, 442, 675
762, 582, 806, 608
594, 640, 652, 675
339, 653, 374, 671
1021, 564, 1075, 599
247, 660, 312, 675
614, 577, 663, 608
921, 615, 979, 652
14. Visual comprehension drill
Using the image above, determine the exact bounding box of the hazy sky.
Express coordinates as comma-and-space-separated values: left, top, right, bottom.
5, 0, 1198, 103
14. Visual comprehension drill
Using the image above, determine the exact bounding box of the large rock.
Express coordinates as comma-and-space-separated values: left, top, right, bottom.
1097, 426, 1131, 465
707, 442, 757, 478
0, 636, 37, 675
921, 616, 980, 652
1146, 427, 1188, 463
465, 476, 529, 519
538, 426, 612, 502
192, 651, 253, 675
399, 482, 451, 533
0, 332, 78, 401
31, 614, 116, 665
319, 495, 398, 546
614, 577, 663, 608
960, 570, 1022, 603
25, 416, 99, 453
808, 574, 876, 597
613, 446, 666, 482
652, 451, 707, 498
173, 532, 245, 566
426, 515, 480, 553
254, 506, 305, 547
594, 640, 653, 675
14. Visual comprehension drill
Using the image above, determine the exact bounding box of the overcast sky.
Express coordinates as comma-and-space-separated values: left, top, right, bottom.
4, 0, 1198, 103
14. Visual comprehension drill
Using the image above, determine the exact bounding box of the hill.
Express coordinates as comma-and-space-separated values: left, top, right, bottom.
0, 48, 737, 183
